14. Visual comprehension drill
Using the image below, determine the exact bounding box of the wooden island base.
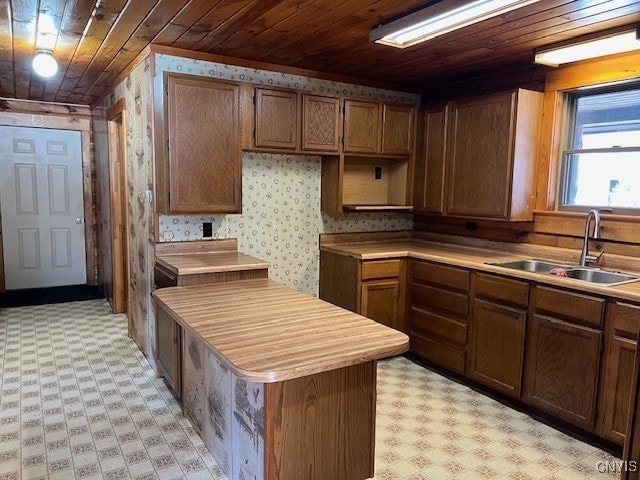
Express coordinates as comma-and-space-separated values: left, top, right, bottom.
181, 324, 376, 479
153, 279, 408, 480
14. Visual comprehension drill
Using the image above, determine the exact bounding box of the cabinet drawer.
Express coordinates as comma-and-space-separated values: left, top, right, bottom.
411, 306, 467, 346
412, 283, 469, 317
412, 261, 469, 291
475, 273, 528, 308
610, 301, 640, 340
362, 260, 401, 280
410, 334, 466, 373
534, 286, 604, 327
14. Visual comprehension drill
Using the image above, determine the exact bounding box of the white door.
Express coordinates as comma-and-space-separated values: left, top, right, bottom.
0, 126, 86, 290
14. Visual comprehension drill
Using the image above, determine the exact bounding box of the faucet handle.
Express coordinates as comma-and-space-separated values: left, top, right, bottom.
585, 251, 604, 266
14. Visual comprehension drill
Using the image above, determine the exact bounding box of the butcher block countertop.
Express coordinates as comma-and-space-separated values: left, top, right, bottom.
153, 278, 409, 383
155, 251, 270, 275
321, 239, 640, 303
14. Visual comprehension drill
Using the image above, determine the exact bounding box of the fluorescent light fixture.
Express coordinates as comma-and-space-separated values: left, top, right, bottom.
370, 0, 542, 48
535, 26, 640, 67
32, 51, 58, 78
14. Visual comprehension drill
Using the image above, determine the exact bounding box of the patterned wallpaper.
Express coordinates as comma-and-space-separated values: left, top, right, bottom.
158, 154, 413, 295
155, 54, 417, 296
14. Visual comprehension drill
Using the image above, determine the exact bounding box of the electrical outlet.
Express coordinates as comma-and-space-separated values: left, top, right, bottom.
375, 166, 382, 180
203, 222, 213, 238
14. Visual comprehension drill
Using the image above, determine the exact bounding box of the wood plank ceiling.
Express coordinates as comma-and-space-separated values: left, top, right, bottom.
1, 0, 639, 106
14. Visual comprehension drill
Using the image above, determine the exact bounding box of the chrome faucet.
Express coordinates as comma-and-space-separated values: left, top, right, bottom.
579, 209, 602, 267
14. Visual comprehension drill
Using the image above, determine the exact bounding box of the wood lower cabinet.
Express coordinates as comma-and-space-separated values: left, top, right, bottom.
524, 286, 604, 429
158, 73, 241, 214
156, 306, 182, 397
469, 274, 528, 397
410, 260, 470, 373
321, 246, 640, 444
319, 252, 405, 332
360, 259, 405, 331
600, 301, 640, 444
361, 279, 400, 330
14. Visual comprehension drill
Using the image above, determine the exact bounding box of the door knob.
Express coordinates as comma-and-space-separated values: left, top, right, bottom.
75, 218, 84, 225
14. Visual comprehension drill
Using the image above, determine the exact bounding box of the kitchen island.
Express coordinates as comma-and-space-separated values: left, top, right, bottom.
153, 278, 409, 480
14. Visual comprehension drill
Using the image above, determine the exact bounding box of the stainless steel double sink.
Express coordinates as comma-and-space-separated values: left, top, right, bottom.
488, 259, 639, 285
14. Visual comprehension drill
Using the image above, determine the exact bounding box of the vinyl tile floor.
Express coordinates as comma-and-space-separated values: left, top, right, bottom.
0, 300, 621, 480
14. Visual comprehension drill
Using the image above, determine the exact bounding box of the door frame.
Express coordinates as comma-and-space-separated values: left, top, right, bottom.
0, 109, 96, 292
106, 99, 130, 319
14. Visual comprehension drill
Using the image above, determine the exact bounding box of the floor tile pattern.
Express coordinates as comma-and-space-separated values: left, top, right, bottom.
0, 300, 621, 479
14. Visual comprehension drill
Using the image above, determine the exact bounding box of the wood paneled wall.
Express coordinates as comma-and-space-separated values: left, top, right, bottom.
0, 101, 98, 291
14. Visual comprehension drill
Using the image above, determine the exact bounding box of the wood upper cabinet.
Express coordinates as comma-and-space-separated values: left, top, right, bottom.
343, 100, 382, 154
445, 89, 543, 220
252, 89, 340, 153
255, 88, 299, 149
382, 104, 414, 155
469, 274, 528, 398
302, 94, 340, 152
415, 107, 446, 213
600, 301, 640, 444
524, 287, 604, 429
159, 73, 241, 214
343, 100, 415, 156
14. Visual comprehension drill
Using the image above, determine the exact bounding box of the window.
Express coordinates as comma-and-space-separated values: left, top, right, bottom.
559, 85, 640, 212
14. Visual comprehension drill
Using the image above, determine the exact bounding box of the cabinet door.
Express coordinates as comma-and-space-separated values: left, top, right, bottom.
166, 74, 241, 213
382, 104, 414, 155
525, 314, 601, 429
601, 336, 637, 444
445, 91, 515, 218
302, 94, 340, 152
361, 279, 399, 330
417, 107, 446, 213
470, 299, 526, 397
156, 306, 182, 397
343, 100, 381, 154
255, 88, 299, 149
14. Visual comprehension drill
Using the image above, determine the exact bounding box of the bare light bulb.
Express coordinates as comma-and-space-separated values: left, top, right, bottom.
32, 51, 58, 78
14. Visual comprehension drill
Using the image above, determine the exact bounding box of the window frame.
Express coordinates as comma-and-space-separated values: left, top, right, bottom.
557, 82, 640, 215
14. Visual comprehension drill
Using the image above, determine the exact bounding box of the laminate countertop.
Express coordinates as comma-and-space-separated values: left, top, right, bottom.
155, 251, 270, 275
321, 239, 640, 303
153, 278, 409, 383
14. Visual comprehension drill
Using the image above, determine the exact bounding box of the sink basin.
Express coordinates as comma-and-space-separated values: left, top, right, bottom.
488, 259, 569, 273
563, 269, 638, 284
488, 258, 639, 285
